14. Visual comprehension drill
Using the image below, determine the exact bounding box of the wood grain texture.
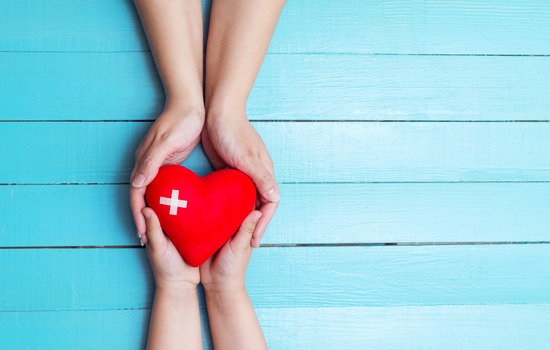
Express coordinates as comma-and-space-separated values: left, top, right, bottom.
257, 305, 550, 349
2, 245, 549, 311
2, 0, 550, 54
2, 121, 550, 184
0, 122, 212, 184
3, 0, 550, 347
3, 52, 550, 121
2, 183, 550, 247
2, 305, 550, 349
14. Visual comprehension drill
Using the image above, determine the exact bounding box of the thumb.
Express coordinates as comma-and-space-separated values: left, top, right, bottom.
132, 143, 171, 188
142, 207, 165, 251
246, 161, 279, 203
231, 210, 262, 250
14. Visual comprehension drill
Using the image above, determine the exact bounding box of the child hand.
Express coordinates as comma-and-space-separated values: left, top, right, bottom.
202, 115, 278, 248
142, 207, 200, 290
200, 210, 262, 293
130, 108, 204, 241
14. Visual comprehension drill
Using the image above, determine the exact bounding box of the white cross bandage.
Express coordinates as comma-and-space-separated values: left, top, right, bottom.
159, 189, 187, 215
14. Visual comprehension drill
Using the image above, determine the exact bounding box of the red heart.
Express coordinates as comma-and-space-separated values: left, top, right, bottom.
145, 165, 256, 267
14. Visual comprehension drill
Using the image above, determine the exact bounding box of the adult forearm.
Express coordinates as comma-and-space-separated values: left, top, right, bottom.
133, 0, 204, 109
147, 287, 203, 350
204, 0, 286, 115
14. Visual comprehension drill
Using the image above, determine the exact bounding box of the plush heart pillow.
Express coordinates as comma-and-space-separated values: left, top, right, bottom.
145, 165, 256, 267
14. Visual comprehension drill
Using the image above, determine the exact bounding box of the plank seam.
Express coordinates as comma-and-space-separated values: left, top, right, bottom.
3, 120, 550, 123
1, 242, 549, 249
4, 303, 550, 313
1, 51, 550, 57
3, 181, 550, 186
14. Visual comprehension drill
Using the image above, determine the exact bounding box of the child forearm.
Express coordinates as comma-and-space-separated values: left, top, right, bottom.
147, 286, 203, 350
205, 286, 268, 350
142, 208, 203, 350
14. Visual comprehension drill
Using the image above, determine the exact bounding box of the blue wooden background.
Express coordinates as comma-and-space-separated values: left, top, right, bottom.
1, 0, 550, 348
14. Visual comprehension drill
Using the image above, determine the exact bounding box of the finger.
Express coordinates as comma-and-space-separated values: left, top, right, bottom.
130, 186, 147, 236
232, 210, 262, 250
260, 150, 275, 173
251, 201, 279, 248
131, 135, 154, 184
142, 207, 165, 251
242, 159, 280, 203
132, 142, 172, 189
201, 129, 227, 170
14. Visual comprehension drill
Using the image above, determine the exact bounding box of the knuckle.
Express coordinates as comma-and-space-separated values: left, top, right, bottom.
233, 155, 249, 170
156, 131, 175, 145
258, 172, 274, 188
134, 148, 144, 162
141, 156, 155, 169
246, 224, 256, 235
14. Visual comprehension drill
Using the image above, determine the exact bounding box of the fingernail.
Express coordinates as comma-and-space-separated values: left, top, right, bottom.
132, 174, 146, 188
137, 232, 141, 239
143, 210, 151, 219
252, 212, 262, 223
140, 237, 145, 246
264, 188, 279, 202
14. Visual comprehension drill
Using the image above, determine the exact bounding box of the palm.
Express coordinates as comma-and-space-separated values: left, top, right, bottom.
200, 239, 237, 285
131, 110, 205, 239
201, 117, 278, 248
202, 117, 271, 171
200, 241, 233, 287
141, 112, 203, 166
200, 234, 252, 289
147, 237, 200, 287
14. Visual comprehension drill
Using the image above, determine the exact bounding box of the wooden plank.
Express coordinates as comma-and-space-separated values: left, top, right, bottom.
0, 122, 213, 184
3, 52, 550, 121
1, 245, 549, 311
1, 309, 150, 350
0, 0, 148, 52
2, 305, 550, 349
257, 305, 550, 349
0, 52, 163, 121
2, 183, 550, 247
2, 0, 550, 54
2, 121, 550, 184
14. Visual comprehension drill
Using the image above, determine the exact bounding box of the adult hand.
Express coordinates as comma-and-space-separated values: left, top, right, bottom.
201, 114, 279, 248
130, 107, 204, 243
142, 207, 200, 290
200, 210, 262, 293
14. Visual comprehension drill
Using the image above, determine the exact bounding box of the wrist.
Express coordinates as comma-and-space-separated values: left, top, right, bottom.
205, 102, 247, 122
201, 277, 246, 295
204, 284, 248, 308
155, 280, 199, 295
163, 98, 205, 120
154, 285, 199, 308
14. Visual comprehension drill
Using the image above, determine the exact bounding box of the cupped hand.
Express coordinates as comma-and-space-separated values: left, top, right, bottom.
143, 207, 200, 289
200, 210, 262, 293
130, 107, 204, 242
202, 114, 279, 248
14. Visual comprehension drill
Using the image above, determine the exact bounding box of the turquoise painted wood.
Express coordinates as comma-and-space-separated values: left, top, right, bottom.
2, 245, 550, 311
2, 121, 550, 184
2, 0, 550, 348
3, 305, 550, 349
3, 53, 550, 121
2, 183, 550, 246
2, 0, 550, 54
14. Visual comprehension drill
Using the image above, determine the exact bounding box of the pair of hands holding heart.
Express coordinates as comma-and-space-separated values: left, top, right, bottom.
129, 109, 279, 272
